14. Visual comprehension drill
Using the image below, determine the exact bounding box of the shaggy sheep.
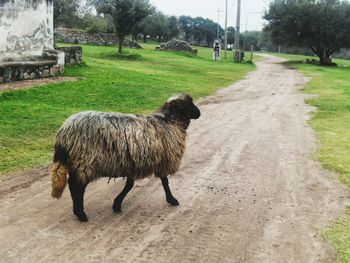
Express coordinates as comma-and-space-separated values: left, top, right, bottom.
51, 93, 201, 222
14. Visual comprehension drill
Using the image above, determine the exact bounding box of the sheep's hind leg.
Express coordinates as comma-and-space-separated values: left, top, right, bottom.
161, 176, 179, 206
68, 172, 88, 222
113, 177, 134, 213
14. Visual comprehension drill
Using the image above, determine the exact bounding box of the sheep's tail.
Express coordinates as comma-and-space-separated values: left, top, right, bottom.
51, 147, 69, 199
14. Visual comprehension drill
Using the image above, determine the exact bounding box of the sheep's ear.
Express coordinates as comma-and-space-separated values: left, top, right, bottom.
167, 93, 192, 103
161, 100, 185, 120
167, 95, 181, 103
161, 94, 199, 120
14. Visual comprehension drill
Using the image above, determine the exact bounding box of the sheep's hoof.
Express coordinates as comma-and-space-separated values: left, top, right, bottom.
78, 215, 89, 222
113, 204, 122, 213
74, 211, 88, 222
77, 214, 88, 222
167, 197, 180, 206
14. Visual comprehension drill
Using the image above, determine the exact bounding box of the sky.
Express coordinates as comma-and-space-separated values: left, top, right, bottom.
150, 0, 271, 32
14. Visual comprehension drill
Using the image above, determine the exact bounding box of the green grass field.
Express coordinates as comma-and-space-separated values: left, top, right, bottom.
0, 43, 255, 175
275, 52, 350, 262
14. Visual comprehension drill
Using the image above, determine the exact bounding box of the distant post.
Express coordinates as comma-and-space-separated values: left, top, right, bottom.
250, 44, 254, 62
224, 0, 228, 59
234, 0, 242, 62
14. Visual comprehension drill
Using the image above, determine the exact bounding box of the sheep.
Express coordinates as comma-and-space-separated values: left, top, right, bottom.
51, 93, 201, 222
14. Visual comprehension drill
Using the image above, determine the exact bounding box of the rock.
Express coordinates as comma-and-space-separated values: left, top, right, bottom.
123, 40, 143, 49
160, 39, 197, 54
23, 72, 30, 79
50, 66, 59, 77
42, 70, 50, 78
56, 46, 83, 66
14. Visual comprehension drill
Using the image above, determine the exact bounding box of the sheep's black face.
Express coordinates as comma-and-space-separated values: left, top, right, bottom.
161, 93, 201, 124
186, 101, 201, 120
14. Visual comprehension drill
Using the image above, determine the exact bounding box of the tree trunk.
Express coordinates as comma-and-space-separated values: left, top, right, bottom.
118, 35, 124, 54
158, 35, 161, 43
143, 35, 147, 43
318, 55, 332, 65
311, 47, 333, 66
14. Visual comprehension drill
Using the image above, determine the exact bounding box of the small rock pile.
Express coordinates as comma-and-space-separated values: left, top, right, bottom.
158, 39, 198, 54
124, 40, 143, 49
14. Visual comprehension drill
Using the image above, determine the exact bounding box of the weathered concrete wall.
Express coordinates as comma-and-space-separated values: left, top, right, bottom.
0, 0, 54, 61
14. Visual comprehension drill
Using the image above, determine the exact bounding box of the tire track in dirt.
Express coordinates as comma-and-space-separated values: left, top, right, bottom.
0, 54, 348, 263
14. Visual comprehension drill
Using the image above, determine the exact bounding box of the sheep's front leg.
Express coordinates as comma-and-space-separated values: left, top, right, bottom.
68, 173, 88, 222
113, 177, 134, 213
161, 176, 179, 206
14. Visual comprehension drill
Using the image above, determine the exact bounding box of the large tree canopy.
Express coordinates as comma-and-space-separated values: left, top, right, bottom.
242, 31, 262, 51
176, 16, 222, 47
137, 11, 170, 43
132, 15, 224, 46
93, 0, 154, 53
264, 0, 350, 65
54, 0, 81, 28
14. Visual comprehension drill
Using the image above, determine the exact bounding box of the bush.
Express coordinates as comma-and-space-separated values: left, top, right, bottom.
334, 49, 350, 60
83, 15, 108, 33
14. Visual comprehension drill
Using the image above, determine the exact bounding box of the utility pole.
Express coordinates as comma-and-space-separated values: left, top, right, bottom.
224, 0, 228, 59
234, 0, 241, 62
217, 9, 222, 39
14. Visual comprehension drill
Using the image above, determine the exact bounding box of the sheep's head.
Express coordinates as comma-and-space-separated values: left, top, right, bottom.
160, 93, 201, 128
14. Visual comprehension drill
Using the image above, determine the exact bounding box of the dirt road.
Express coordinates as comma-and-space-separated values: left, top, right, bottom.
0, 55, 348, 263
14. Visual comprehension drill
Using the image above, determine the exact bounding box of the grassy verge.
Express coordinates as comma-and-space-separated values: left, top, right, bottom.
273, 52, 350, 262
0, 43, 255, 175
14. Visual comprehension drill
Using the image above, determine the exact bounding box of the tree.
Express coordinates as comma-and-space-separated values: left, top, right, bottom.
179, 16, 194, 42
242, 31, 262, 51
81, 14, 109, 33
227, 26, 235, 46
192, 17, 206, 45
136, 12, 170, 42
203, 19, 219, 47
142, 12, 170, 42
93, 0, 154, 53
54, 0, 81, 28
168, 16, 179, 39
264, 0, 350, 65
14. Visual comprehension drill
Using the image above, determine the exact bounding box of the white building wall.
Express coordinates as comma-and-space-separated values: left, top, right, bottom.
0, 0, 54, 61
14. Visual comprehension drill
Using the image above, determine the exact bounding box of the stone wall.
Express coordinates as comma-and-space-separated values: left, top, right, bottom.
55, 28, 143, 49
0, 60, 61, 83
55, 28, 118, 46
56, 46, 83, 66
0, 0, 54, 61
